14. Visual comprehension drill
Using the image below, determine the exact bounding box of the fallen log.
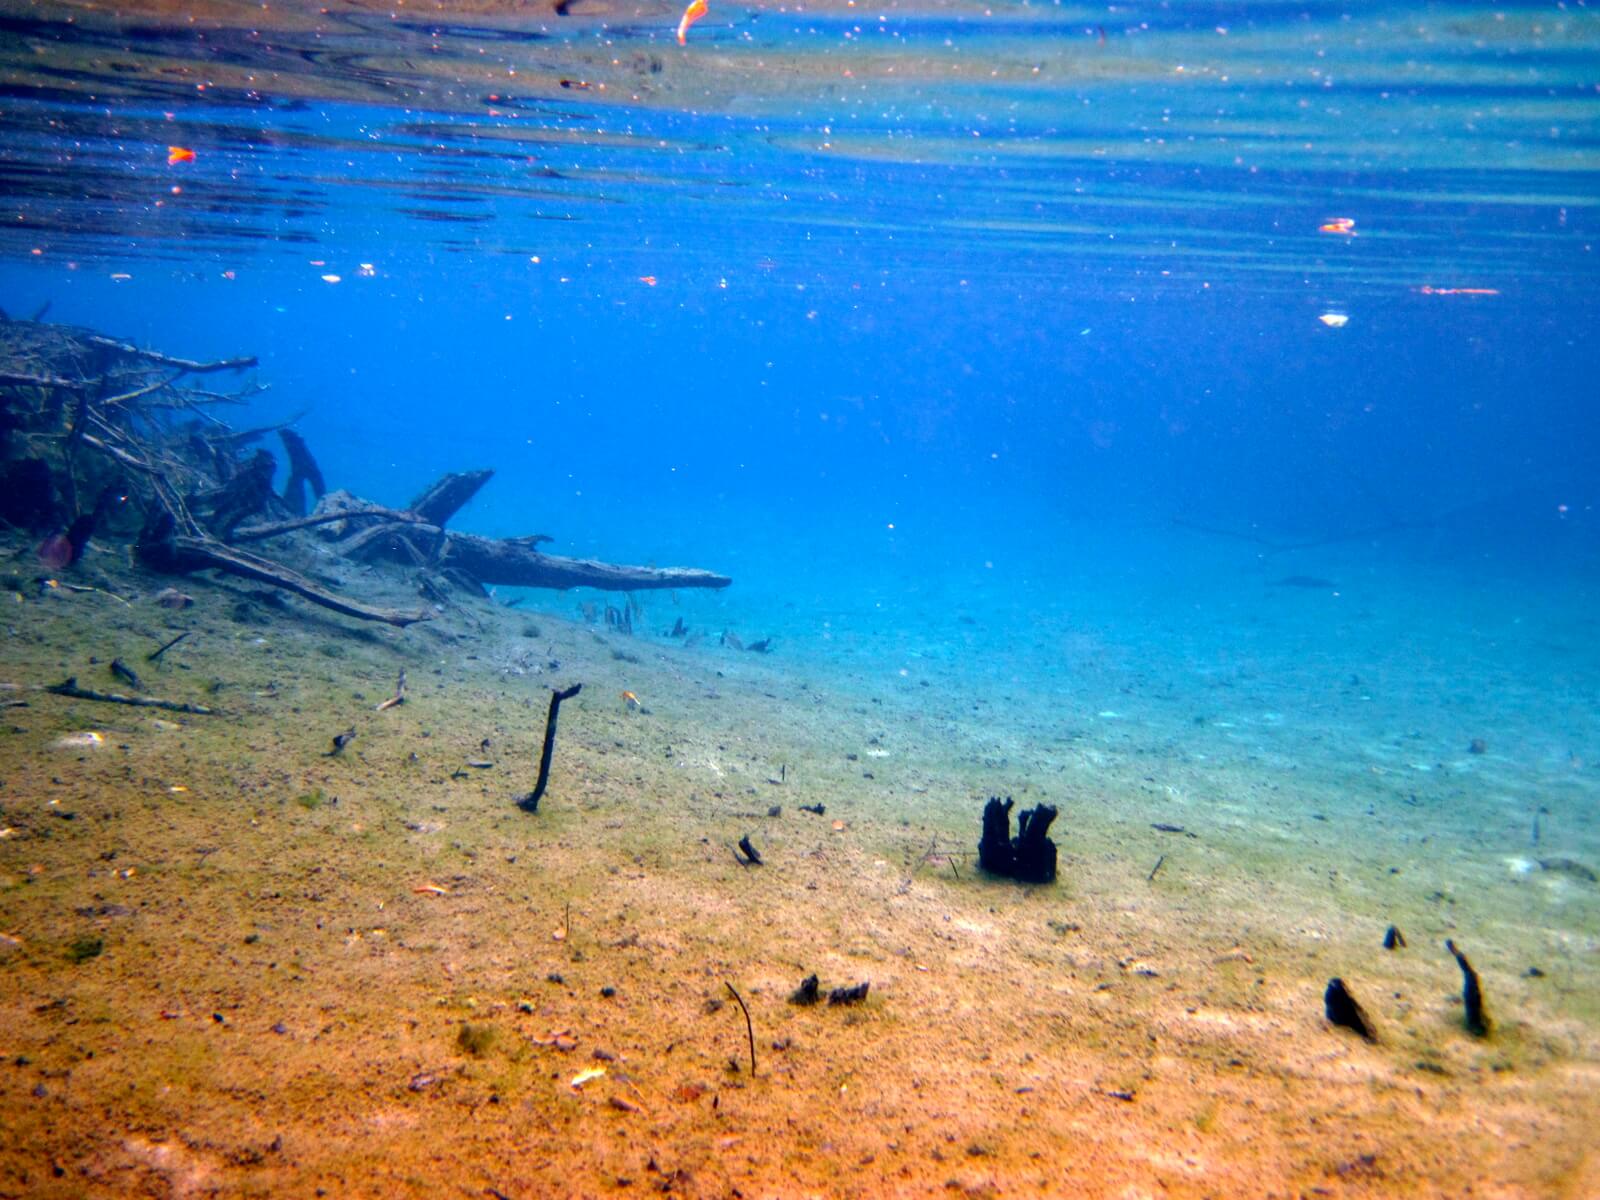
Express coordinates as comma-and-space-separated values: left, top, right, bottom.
138, 513, 429, 627
440, 531, 732, 592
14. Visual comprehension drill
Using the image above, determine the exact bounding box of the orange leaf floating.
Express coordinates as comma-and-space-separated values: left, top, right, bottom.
638, 275, 657, 287
1318, 217, 1355, 235
167, 146, 196, 165
676, 0, 708, 44
1416, 285, 1500, 296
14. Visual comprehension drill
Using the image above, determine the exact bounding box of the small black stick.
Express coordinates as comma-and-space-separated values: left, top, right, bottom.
518, 683, 582, 812
147, 630, 190, 662
1445, 939, 1491, 1037
1147, 854, 1166, 882
724, 981, 756, 1076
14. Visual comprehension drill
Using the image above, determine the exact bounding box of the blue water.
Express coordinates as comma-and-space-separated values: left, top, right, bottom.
2, 0, 1597, 672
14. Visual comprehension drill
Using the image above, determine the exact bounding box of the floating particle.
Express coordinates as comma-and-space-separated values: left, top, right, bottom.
1416, 285, 1500, 296
1318, 217, 1355, 235
1318, 312, 1349, 328
677, 0, 708, 44
167, 146, 196, 165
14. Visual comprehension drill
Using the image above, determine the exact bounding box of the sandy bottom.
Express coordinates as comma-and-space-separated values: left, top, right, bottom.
2, 535, 1597, 1198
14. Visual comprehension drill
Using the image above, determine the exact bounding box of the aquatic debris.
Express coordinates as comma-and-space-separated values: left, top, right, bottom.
413, 882, 449, 896
746, 638, 772, 653
53, 730, 106, 749
1324, 978, 1377, 1042
167, 145, 195, 165
1416, 286, 1500, 297
457, 1023, 496, 1056
517, 683, 583, 813
277, 428, 326, 517
147, 630, 190, 662
154, 588, 194, 610
620, 690, 642, 713
1319, 217, 1356, 235
1445, 939, 1491, 1037
1537, 858, 1597, 884
723, 982, 756, 1076
1147, 854, 1166, 883
326, 727, 356, 756
1383, 925, 1406, 950
789, 974, 820, 1006
110, 658, 142, 690
676, 0, 708, 44
799, 803, 825, 816
375, 668, 407, 711
827, 981, 870, 1006
570, 1067, 607, 1089
1318, 312, 1350, 328
976, 796, 1058, 884
1151, 823, 1197, 838
735, 835, 763, 866
46, 677, 214, 715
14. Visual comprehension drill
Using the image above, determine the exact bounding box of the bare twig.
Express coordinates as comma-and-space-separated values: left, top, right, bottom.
44, 677, 216, 715
724, 982, 756, 1077
232, 506, 427, 544
85, 336, 257, 375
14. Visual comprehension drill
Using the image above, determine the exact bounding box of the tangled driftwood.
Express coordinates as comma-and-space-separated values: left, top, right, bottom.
0, 313, 730, 626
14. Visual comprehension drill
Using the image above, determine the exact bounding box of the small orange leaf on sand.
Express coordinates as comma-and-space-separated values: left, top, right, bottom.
831, 819, 846, 831
413, 882, 449, 895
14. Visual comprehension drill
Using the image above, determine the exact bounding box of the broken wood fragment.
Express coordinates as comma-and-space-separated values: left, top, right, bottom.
1324, 977, 1377, 1042
84, 336, 257, 375
44, 677, 215, 715
1445, 940, 1491, 1037
518, 683, 583, 812
441, 532, 731, 592
138, 514, 428, 627
407, 469, 493, 528
278, 429, 326, 517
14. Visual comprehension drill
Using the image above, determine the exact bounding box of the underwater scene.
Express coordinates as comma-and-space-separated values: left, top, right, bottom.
1, 0, 1598, 1195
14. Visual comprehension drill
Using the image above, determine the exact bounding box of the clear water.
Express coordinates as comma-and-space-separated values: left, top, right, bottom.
4, 0, 1597, 873
2, 0, 1598, 1188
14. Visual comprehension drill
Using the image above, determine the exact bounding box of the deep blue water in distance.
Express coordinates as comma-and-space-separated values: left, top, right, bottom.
1, 0, 1598, 662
